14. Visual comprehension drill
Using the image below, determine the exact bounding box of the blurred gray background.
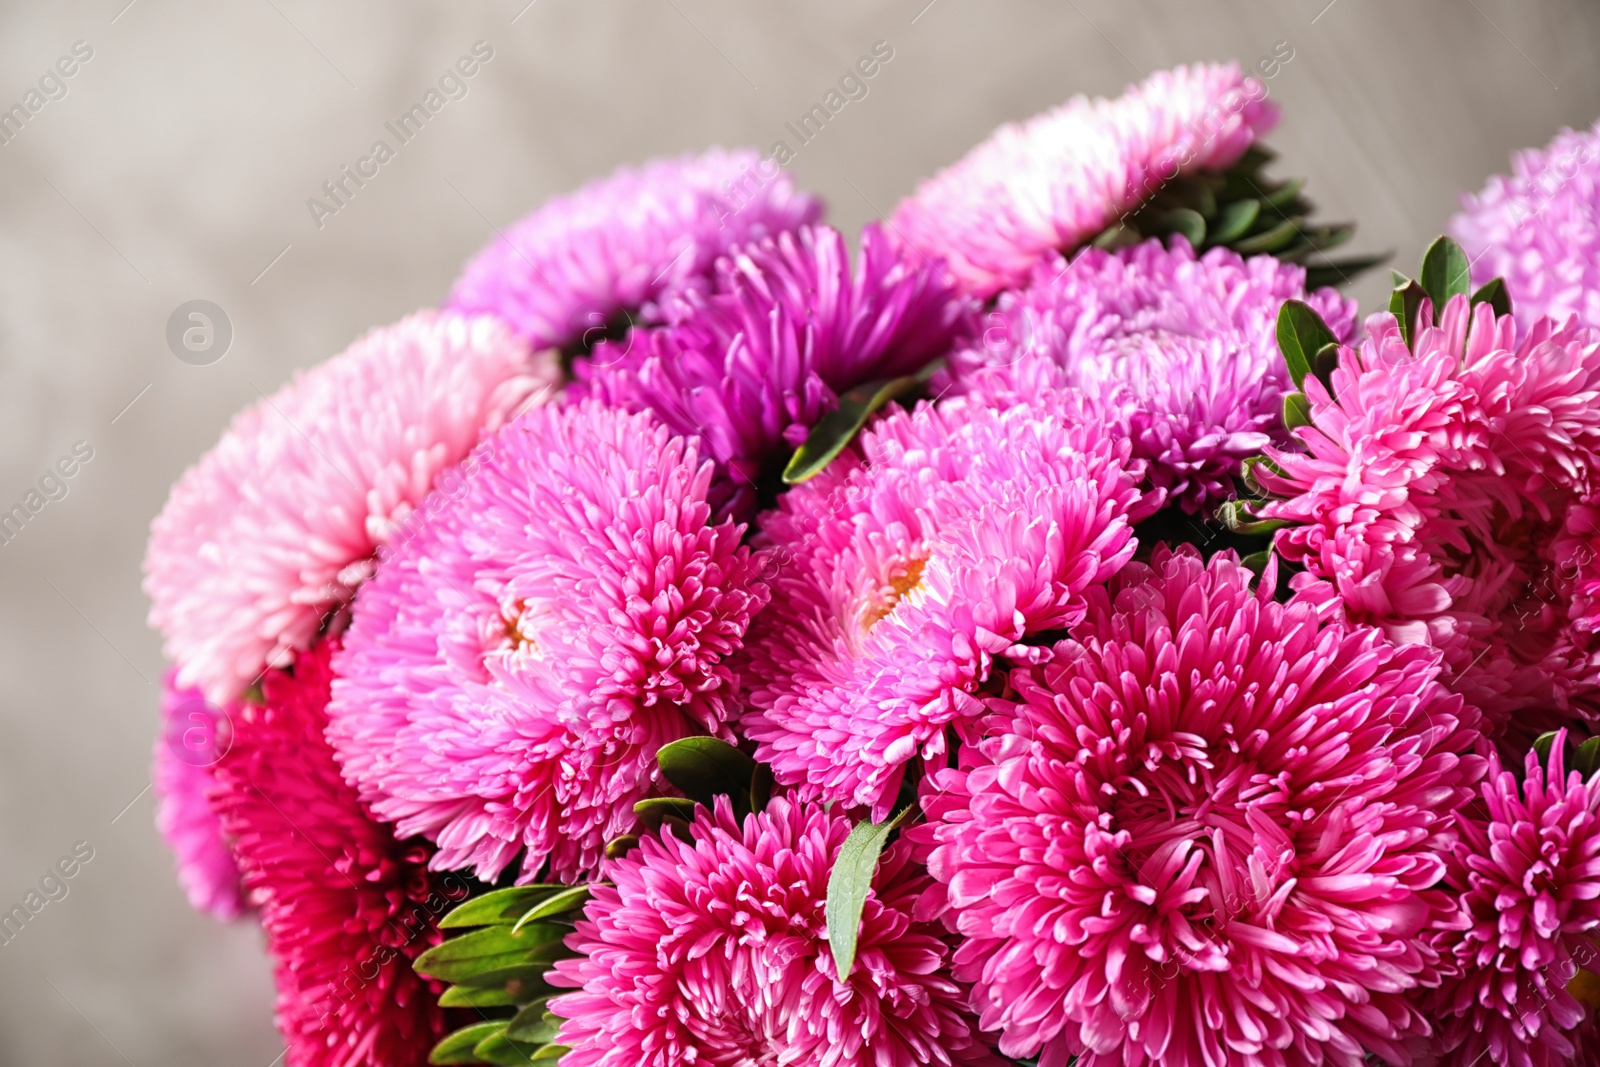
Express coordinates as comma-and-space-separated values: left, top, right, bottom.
1, 1, 1597, 1063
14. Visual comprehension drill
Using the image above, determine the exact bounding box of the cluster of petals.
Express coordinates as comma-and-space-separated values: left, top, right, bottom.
151, 673, 246, 920
1422, 734, 1600, 1067
447, 148, 821, 353
327, 400, 768, 883
949, 237, 1357, 513
736, 393, 1150, 816
211, 640, 459, 1067
144, 311, 553, 705
1453, 120, 1600, 332
574, 223, 972, 519
548, 795, 1000, 1067
890, 63, 1278, 298
1259, 295, 1600, 735
919, 546, 1487, 1067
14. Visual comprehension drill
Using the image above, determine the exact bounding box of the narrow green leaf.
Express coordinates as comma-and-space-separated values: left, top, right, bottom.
784, 372, 930, 484
438, 984, 519, 1009
1276, 300, 1338, 391
513, 886, 591, 933
414, 924, 568, 983
473, 1030, 550, 1066
1574, 737, 1600, 780
1241, 550, 1273, 575
1390, 280, 1428, 350
430, 1022, 503, 1065
1217, 499, 1293, 536
655, 736, 759, 807
1209, 199, 1259, 244
440, 885, 566, 929
504, 1005, 562, 1044
530, 1047, 570, 1062
453, 964, 564, 992
1264, 177, 1306, 209
1419, 236, 1472, 317
1471, 277, 1512, 319
826, 807, 912, 979
1161, 207, 1206, 247
1232, 215, 1300, 254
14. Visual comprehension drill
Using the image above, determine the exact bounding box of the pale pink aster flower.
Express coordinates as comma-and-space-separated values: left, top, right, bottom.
890, 63, 1277, 298
1260, 295, 1600, 736
144, 311, 554, 706
920, 546, 1487, 1067
548, 795, 1002, 1067
737, 394, 1150, 816
448, 148, 821, 353
1453, 121, 1600, 332
951, 238, 1357, 513
152, 673, 245, 920
326, 401, 769, 883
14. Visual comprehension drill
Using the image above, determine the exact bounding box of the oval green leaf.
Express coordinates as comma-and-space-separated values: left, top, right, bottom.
655, 736, 758, 807
1419, 236, 1471, 317
783, 372, 929, 485
1275, 300, 1338, 391
826, 806, 912, 979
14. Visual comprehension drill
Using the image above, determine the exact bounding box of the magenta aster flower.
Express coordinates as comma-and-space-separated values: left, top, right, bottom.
950, 238, 1357, 513
1453, 120, 1600, 332
1424, 734, 1600, 1067
737, 394, 1149, 816
327, 401, 768, 883
548, 795, 1001, 1067
144, 311, 554, 705
890, 63, 1277, 298
211, 640, 462, 1067
448, 148, 822, 353
919, 546, 1487, 1067
152, 674, 245, 920
574, 223, 973, 519
1259, 295, 1600, 736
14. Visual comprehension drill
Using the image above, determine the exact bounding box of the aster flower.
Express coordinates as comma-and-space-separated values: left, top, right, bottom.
1259, 294, 1600, 735
1453, 120, 1600, 332
1424, 734, 1600, 1067
547, 794, 1000, 1067
919, 546, 1486, 1067
737, 394, 1149, 816
211, 640, 463, 1067
326, 401, 768, 884
950, 238, 1358, 514
152, 674, 245, 921
889, 63, 1278, 298
144, 311, 554, 706
573, 223, 973, 519
447, 148, 822, 354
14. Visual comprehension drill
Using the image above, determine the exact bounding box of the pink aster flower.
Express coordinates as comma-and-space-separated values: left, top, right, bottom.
950, 238, 1357, 513
447, 148, 822, 353
211, 640, 465, 1067
890, 63, 1278, 298
152, 673, 245, 920
737, 394, 1149, 816
144, 311, 554, 706
574, 223, 973, 519
1424, 734, 1600, 1067
548, 795, 1001, 1067
327, 401, 768, 883
919, 546, 1487, 1067
1259, 295, 1600, 736
1453, 120, 1600, 332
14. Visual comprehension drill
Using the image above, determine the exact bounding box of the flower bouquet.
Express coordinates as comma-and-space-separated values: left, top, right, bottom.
146, 62, 1600, 1067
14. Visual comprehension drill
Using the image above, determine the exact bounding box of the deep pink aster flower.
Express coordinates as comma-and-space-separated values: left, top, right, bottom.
1453, 121, 1600, 332
950, 238, 1357, 513
574, 223, 973, 519
919, 546, 1487, 1067
152, 673, 245, 920
890, 63, 1277, 298
737, 394, 1149, 816
1423, 734, 1600, 1067
327, 401, 768, 883
548, 795, 1001, 1067
144, 311, 553, 705
447, 148, 821, 353
1259, 295, 1600, 736
211, 640, 466, 1067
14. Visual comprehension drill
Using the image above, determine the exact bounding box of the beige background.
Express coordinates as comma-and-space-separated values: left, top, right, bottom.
2, 1, 1598, 1063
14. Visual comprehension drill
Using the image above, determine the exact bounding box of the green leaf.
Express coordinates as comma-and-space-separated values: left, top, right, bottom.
504, 1004, 562, 1044
1311, 343, 1341, 399
1471, 277, 1512, 319
512, 886, 591, 933
414, 924, 569, 983
1241, 549, 1273, 575
473, 1030, 550, 1066
530, 1047, 570, 1062
1161, 207, 1206, 247
440, 885, 566, 929
655, 736, 759, 807
603, 834, 640, 860
1419, 236, 1472, 317
784, 372, 931, 484
1391, 269, 1412, 288
1264, 177, 1306, 209
1217, 499, 1292, 536
438, 984, 519, 1009
430, 1022, 504, 1065
1276, 300, 1338, 391
1241, 455, 1286, 497
826, 806, 912, 979
632, 796, 700, 833
1233, 216, 1300, 254
1283, 393, 1312, 429
1533, 731, 1561, 768
1574, 737, 1600, 780
1390, 280, 1429, 350
1209, 199, 1260, 245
